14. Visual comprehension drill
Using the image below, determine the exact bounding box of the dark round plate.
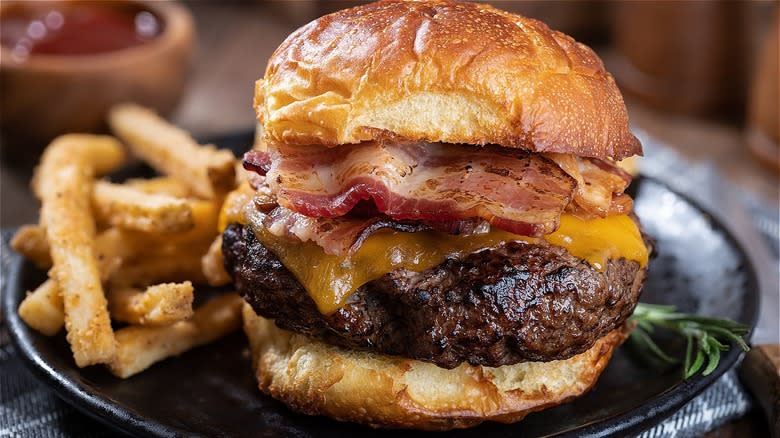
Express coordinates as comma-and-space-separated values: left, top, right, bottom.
3, 132, 759, 437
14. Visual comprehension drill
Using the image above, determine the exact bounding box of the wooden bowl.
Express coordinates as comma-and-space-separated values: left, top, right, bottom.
0, 0, 193, 159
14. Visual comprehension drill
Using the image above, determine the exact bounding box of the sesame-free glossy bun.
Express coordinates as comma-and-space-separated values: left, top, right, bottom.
255, 0, 641, 160
243, 304, 632, 431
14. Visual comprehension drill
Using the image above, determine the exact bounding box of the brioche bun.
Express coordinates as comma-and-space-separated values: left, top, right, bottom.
243, 304, 632, 431
255, 0, 640, 160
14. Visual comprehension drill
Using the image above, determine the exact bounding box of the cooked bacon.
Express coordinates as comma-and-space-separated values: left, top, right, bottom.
248, 174, 492, 255
544, 153, 632, 217
243, 151, 272, 175
262, 206, 437, 255
243, 141, 576, 236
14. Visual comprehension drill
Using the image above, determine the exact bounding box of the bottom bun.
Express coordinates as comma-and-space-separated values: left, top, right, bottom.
242, 304, 632, 431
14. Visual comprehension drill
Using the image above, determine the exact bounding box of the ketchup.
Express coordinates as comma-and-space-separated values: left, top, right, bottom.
1, 2, 161, 62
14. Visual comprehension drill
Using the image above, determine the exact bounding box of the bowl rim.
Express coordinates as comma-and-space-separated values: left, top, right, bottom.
0, 0, 193, 72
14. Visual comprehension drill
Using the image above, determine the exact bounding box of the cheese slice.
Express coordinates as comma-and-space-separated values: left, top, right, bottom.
223, 185, 648, 314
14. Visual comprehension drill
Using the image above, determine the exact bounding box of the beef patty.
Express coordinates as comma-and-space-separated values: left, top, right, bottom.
223, 223, 647, 369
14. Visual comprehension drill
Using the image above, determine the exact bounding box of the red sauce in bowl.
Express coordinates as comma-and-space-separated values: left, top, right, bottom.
1, 2, 161, 62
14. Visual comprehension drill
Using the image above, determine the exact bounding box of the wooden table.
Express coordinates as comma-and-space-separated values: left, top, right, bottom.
0, 2, 776, 435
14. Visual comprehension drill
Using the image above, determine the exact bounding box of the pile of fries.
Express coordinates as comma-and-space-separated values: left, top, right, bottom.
11, 104, 241, 378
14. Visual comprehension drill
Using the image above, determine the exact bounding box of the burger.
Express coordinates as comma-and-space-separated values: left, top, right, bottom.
220, 0, 650, 430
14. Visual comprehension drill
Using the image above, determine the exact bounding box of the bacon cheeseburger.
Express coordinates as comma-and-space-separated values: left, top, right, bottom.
221, 0, 650, 430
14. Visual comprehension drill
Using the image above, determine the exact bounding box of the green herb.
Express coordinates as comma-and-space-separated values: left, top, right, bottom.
628, 303, 750, 379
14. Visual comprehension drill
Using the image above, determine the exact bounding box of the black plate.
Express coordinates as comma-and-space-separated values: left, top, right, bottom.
3, 132, 759, 437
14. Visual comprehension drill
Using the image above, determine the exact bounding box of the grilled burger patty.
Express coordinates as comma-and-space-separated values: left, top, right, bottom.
223, 223, 648, 369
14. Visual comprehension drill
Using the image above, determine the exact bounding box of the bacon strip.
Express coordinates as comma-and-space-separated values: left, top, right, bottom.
544, 153, 632, 218
263, 206, 437, 255
244, 141, 576, 236
248, 175, 492, 256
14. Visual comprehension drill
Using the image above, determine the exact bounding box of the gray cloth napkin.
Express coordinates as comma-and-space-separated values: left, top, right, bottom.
1, 134, 778, 437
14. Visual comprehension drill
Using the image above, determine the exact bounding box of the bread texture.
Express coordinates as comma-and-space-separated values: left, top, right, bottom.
243, 304, 632, 431
255, 0, 641, 160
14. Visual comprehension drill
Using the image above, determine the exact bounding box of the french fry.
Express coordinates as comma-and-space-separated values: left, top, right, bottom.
18, 279, 64, 336
15, 217, 218, 290
201, 236, 231, 286
108, 199, 219, 257
92, 181, 194, 233
15, 226, 131, 337
155, 199, 219, 245
10, 225, 52, 269
108, 293, 243, 378
112, 250, 209, 286
36, 134, 121, 367
11, 225, 128, 278
108, 104, 236, 199
125, 176, 191, 198
95, 227, 138, 280
108, 282, 194, 326
32, 134, 125, 198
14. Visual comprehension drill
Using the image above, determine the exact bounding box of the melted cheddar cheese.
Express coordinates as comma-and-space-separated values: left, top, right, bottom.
223, 185, 648, 314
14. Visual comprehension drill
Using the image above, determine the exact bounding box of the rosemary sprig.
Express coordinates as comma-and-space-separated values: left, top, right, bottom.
628, 303, 750, 379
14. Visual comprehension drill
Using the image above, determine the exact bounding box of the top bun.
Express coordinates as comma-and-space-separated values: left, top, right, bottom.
255, 0, 641, 160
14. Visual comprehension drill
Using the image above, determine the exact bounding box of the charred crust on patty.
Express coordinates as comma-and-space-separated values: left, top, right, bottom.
223, 222, 648, 369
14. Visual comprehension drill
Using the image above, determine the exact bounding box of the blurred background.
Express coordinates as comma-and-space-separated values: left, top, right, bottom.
0, 0, 778, 228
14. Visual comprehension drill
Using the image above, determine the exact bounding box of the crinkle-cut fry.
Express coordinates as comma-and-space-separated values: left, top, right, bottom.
11, 225, 52, 269
18, 279, 64, 336
108, 293, 243, 378
108, 282, 194, 326
92, 181, 194, 233
202, 236, 231, 286
36, 134, 123, 367
108, 104, 236, 199
125, 176, 191, 198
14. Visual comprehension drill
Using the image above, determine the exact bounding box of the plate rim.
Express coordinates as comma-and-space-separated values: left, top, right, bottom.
2, 172, 760, 438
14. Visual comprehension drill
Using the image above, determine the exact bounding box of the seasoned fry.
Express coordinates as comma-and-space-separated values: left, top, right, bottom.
36, 134, 122, 367
10, 225, 52, 269
109, 321, 198, 379
108, 293, 243, 378
11, 225, 129, 279
18, 279, 64, 336
94, 227, 137, 280
112, 250, 209, 286
108, 198, 219, 259
15, 226, 132, 338
109, 104, 236, 199
125, 176, 191, 198
148, 199, 219, 246
202, 236, 231, 286
108, 282, 194, 326
92, 181, 194, 233
32, 134, 125, 198
15, 111, 240, 375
